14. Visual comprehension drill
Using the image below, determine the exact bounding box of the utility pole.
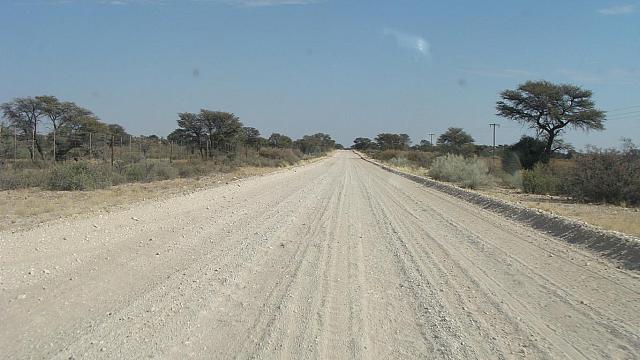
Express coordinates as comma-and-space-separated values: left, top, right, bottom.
428, 133, 435, 146
169, 141, 173, 164
489, 123, 500, 172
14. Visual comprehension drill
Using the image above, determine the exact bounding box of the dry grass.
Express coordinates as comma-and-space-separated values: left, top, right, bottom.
0, 154, 329, 232
0, 166, 277, 232
386, 164, 427, 177
483, 189, 640, 238
366, 152, 640, 238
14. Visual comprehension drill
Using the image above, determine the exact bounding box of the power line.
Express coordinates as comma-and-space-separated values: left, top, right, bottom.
606, 105, 640, 112
606, 110, 640, 118
606, 114, 640, 121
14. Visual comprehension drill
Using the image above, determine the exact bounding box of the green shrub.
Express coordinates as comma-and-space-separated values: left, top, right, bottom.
508, 136, 547, 169
569, 146, 640, 205
501, 151, 522, 174
373, 150, 437, 168
389, 157, 410, 167
0, 145, 317, 191
174, 161, 215, 178
429, 154, 496, 189
520, 162, 572, 195
0, 168, 47, 189
121, 160, 179, 182
373, 150, 402, 162
501, 171, 523, 189
405, 151, 437, 168
522, 166, 555, 194
258, 148, 302, 165
47, 162, 112, 191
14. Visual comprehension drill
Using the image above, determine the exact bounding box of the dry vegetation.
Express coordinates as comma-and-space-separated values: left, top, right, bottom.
482, 189, 640, 238
0, 168, 265, 231
0, 156, 326, 232
366, 150, 640, 238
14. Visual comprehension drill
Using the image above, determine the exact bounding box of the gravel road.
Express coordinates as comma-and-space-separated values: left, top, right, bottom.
1, 151, 639, 359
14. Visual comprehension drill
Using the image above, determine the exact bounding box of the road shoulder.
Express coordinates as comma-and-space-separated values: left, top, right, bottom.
354, 151, 640, 271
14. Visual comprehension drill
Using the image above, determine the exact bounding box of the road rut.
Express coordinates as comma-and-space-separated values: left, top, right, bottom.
1, 151, 638, 359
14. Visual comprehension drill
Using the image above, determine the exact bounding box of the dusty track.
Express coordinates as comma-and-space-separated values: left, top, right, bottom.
1, 151, 638, 359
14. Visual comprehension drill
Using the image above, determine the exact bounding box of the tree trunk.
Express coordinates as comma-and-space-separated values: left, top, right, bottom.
542, 132, 555, 163
33, 121, 44, 161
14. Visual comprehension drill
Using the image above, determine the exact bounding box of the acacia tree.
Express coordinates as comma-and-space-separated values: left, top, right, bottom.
437, 127, 475, 155
352, 137, 373, 150
242, 127, 261, 149
496, 80, 605, 161
1, 97, 46, 160
39, 96, 93, 160
56, 114, 111, 159
175, 112, 205, 157
199, 110, 243, 153
170, 110, 243, 158
268, 133, 293, 148
374, 133, 411, 150
295, 133, 336, 154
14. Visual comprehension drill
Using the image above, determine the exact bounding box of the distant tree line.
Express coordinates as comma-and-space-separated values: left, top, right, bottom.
353, 127, 479, 156
352, 80, 607, 171
1, 96, 338, 163
1, 95, 132, 161
165, 109, 336, 158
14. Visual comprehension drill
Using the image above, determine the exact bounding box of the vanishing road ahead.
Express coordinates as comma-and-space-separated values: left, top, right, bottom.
1, 151, 639, 359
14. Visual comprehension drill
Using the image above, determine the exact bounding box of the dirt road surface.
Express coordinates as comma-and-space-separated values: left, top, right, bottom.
1, 151, 639, 359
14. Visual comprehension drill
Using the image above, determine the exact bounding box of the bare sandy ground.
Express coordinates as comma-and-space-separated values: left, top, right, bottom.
1, 151, 638, 359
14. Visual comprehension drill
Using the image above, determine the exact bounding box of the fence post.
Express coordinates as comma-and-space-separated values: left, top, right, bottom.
129, 135, 132, 162
169, 141, 173, 164
53, 129, 56, 163
31, 127, 35, 161
89, 132, 92, 160
111, 135, 115, 169
14, 127, 17, 163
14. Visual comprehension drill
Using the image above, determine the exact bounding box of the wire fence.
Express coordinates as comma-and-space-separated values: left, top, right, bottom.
0, 129, 222, 167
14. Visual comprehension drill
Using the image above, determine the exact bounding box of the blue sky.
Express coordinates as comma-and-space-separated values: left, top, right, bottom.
1, 0, 639, 148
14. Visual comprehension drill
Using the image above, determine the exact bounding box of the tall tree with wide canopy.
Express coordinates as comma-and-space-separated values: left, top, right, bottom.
268, 133, 293, 148
496, 80, 605, 161
199, 110, 243, 153
175, 112, 206, 157
39, 96, 92, 133
437, 127, 475, 155
1, 97, 46, 160
39, 96, 93, 160
374, 133, 411, 150
56, 114, 111, 159
242, 127, 261, 149
352, 137, 373, 150
295, 133, 336, 154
